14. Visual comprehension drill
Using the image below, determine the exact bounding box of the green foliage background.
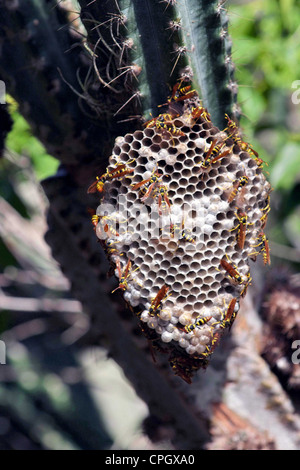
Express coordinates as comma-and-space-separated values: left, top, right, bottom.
6, 110, 59, 181
230, 0, 300, 256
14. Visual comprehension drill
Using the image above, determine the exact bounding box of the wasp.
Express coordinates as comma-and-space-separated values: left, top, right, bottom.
105, 239, 122, 256
199, 139, 232, 172
111, 258, 139, 293
184, 316, 212, 333
249, 231, 271, 265
87, 208, 100, 229
89, 210, 122, 239
215, 298, 237, 331
169, 355, 193, 384
240, 142, 267, 170
230, 209, 253, 250
260, 195, 271, 229
224, 114, 264, 163
248, 155, 267, 170
180, 225, 196, 243
99, 216, 120, 238
200, 139, 224, 169
190, 105, 211, 123
131, 168, 163, 202
208, 330, 222, 355
169, 353, 208, 384
219, 255, 252, 295
239, 141, 259, 159
149, 285, 172, 317
239, 141, 268, 172
203, 328, 223, 357
91, 214, 100, 227
205, 298, 238, 356
87, 163, 134, 194
144, 112, 185, 139
220, 256, 244, 284
171, 221, 196, 243
224, 114, 240, 139
223, 298, 238, 330
143, 114, 162, 128
159, 81, 197, 107
97, 214, 130, 239
155, 185, 172, 215
144, 112, 177, 129
155, 114, 185, 137
224, 114, 250, 151
227, 175, 249, 203
169, 82, 197, 103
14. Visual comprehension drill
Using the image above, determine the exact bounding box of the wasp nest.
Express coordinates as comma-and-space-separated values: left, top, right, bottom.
89, 90, 271, 383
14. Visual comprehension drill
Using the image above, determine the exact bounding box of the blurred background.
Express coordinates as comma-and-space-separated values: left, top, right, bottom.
0, 0, 300, 450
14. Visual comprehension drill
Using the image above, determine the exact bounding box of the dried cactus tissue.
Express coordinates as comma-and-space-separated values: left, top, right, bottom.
88, 85, 271, 384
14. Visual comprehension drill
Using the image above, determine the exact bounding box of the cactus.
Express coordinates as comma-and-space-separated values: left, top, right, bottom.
78, 0, 238, 126
3, 0, 299, 451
